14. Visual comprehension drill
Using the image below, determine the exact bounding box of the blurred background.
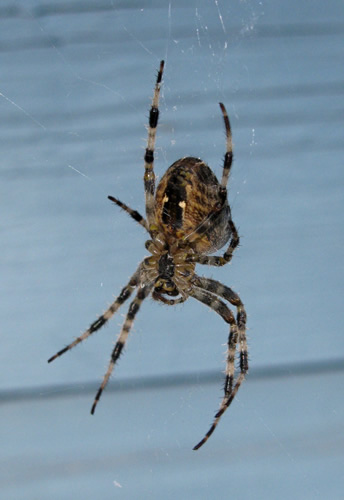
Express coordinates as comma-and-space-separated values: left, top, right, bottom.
1, 0, 343, 498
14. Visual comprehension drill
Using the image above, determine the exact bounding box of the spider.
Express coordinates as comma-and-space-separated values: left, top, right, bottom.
48, 60, 247, 450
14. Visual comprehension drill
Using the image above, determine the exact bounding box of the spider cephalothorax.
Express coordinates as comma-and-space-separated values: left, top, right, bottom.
48, 61, 248, 450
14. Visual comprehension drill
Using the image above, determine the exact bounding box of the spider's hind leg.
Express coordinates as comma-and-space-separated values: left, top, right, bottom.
196, 277, 248, 376
189, 278, 247, 450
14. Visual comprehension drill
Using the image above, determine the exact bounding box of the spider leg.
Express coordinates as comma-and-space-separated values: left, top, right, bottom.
188, 283, 247, 450
90, 282, 153, 414
194, 277, 247, 343
47, 268, 141, 363
187, 103, 238, 266
108, 195, 149, 232
219, 102, 233, 189
193, 364, 245, 450
189, 218, 239, 267
144, 60, 164, 230
193, 277, 248, 390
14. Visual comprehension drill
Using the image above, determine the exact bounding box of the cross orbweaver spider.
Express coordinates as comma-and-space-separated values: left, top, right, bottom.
48, 61, 248, 450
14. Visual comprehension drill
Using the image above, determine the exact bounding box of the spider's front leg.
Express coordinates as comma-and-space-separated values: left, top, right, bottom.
48, 268, 141, 363
91, 282, 153, 414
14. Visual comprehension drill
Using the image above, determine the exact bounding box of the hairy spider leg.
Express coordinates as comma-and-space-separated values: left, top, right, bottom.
144, 60, 164, 230
193, 368, 245, 450
184, 104, 239, 267
47, 269, 140, 363
195, 278, 247, 380
219, 102, 233, 189
194, 277, 247, 360
108, 195, 149, 232
192, 218, 239, 267
182, 202, 240, 267
187, 281, 247, 450
91, 283, 153, 414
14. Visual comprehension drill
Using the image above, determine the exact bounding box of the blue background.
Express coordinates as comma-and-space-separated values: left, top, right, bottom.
1, 0, 343, 498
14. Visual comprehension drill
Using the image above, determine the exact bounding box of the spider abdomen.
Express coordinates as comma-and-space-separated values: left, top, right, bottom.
155, 157, 232, 254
